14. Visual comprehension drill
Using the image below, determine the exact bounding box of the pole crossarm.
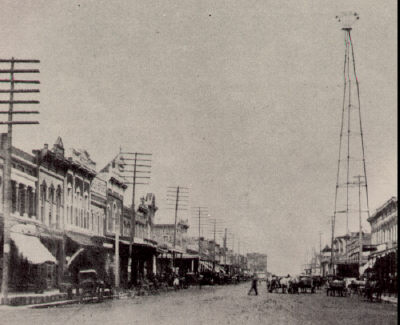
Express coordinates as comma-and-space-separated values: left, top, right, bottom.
119, 152, 152, 156
0, 121, 39, 125
0, 69, 40, 73
0, 79, 40, 84
0, 89, 40, 93
0, 111, 39, 114
0, 100, 39, 104
0, 59, 40, 63
121, 158, 152, 162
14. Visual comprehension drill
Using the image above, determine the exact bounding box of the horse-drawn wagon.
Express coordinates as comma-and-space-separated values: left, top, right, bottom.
326, 278, 347, 297
77, 269, 105, 303
297, 275, 316, 293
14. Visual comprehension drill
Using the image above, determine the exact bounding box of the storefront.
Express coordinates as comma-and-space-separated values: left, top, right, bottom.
65, 231, 108, 286
5, 224, 57, 292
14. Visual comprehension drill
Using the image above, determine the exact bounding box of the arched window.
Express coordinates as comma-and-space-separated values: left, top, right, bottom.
48, 185, 55, 227
113, 203, 117, 233
56, 186, 62, 229
76, 188, 81, 227
40, 182, 47, 222
107, 205, 112, 232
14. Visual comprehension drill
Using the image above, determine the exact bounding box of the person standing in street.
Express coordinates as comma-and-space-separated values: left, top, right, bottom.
173, 274, 180, 291
248, 273, 258, 296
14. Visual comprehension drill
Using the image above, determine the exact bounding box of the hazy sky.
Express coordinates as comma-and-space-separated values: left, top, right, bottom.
0, 0, 396, 274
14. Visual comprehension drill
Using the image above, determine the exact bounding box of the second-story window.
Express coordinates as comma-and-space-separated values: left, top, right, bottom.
11, 181, 17, 213
107, 205, 112, 232
49, 186, 54, 227
56, 186, 61, 229
40, 182, 47, 222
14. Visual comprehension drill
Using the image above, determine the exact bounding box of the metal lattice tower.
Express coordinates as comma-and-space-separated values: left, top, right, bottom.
331, 12, 371, 268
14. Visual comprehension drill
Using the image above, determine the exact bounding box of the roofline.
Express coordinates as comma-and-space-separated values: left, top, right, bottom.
367, 196, 397, 223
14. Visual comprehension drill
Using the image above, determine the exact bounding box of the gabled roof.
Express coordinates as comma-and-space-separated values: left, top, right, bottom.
54, 136, 64, 149
321, 245, 331, 252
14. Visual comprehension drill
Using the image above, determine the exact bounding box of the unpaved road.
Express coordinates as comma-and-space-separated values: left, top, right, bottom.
0, 283, 396, 325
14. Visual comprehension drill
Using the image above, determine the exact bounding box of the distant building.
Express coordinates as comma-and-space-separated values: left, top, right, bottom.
332, 232, 372, 277
153, 219, 189, 251
346, 232, 375, 265
246, 253, 267, 273
320, 245, 332, 276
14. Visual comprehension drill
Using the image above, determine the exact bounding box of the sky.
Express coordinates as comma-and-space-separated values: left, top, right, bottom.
0, 0, 396, 275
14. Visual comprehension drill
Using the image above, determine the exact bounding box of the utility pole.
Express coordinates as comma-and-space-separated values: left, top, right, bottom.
213, 218, 216, 272
198, 209, 201, 265
115, 215, 120, 290
118, 151, 152, 287
330, 215, 335, 275
167, 186, 189, 273
224, 228, 227, 266
232, 233, 235, 274
319, 231, 322, 275
191, 207, 208, 274
354, 175, 364, 271
173, 186, 180, 270
0, 58, 40, 300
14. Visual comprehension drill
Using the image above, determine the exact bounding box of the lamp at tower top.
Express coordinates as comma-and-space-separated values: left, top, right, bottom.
335, 11, 360, 30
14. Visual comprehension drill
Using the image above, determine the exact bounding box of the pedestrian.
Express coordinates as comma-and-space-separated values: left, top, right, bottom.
173, 274, 180, 291
248, 273, 258, 296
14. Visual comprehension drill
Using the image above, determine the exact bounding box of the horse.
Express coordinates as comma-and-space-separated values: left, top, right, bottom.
312, 276, 324, 290
268, 277, 280, 293
326, 279, 346, 297
288, 276, 299, 294
348, 279, 365, 296
343, 277, 357, 296
298, 276, 315, 293
364, 279, 383, 302
279, 276, 291, 294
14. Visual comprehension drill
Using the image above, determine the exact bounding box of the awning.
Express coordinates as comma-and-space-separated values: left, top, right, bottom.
180, 253, 199, 259
169, 247, 184, 254
200, 261, 213, 271
67, 232, 98, 247
157, 247, 169, 254
11, 232, 57, 264
118, 237, 157, 248
215, 264, 226, 274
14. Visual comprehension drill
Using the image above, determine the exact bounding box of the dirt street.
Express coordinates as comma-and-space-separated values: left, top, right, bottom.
0, 283, 396, 325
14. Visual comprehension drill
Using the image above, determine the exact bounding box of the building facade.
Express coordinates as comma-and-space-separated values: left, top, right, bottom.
247, 253, 268, 273
367, 196, 397, 264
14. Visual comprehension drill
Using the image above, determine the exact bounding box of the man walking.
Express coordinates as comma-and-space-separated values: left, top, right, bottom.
248, 273, 258, 296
